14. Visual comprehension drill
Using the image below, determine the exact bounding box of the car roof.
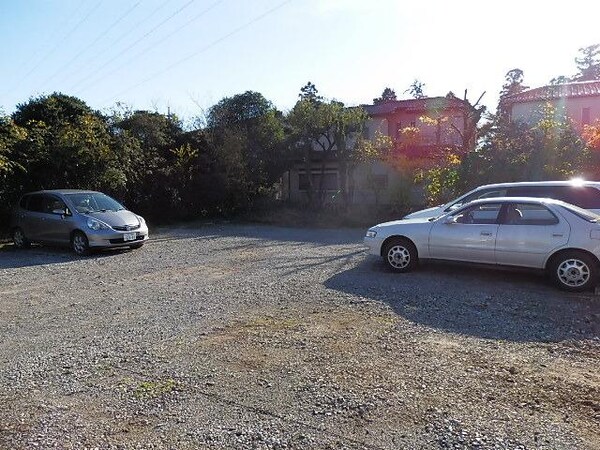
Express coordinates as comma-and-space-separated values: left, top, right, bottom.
465, 196, 567, 206
472, 180, 600, 190
23, 189, 101, 195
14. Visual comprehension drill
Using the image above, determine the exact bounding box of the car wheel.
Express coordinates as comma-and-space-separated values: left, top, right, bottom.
71, 231, 90, 256
13, 227, 31, 249
383, 238, 418, 273
129, 243, 144, 250
549, 251, 598, 292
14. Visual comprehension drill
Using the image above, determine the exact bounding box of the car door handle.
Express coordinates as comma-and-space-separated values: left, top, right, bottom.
552, 233, 563, 237
480, 232, 492, 236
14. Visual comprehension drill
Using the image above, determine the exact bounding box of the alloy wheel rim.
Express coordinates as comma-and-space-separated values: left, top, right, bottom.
557, 259, 590, 287
14, 229, 23, 246
73, 235, 87, 254
388, 245, 410, 269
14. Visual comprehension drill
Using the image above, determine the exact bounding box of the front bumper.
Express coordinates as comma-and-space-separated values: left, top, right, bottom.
363, 236, 384, 256
86, 225, 149, 248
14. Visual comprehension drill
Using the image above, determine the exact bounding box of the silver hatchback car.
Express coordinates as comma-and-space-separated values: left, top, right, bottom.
10, 189, 149, 255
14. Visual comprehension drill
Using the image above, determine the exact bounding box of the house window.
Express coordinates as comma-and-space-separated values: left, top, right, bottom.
582, 107, 591, 125
298, 171, 338, 191
395, 121, 402, 139
368, 174, 388, 190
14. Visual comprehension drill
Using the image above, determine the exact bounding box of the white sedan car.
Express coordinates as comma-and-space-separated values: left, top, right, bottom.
364, 197, 600, 292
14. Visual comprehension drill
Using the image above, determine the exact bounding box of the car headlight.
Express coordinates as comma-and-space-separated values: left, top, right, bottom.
366, 229, 377, 238
136, 215, 146, 225
87, 218, 111, 231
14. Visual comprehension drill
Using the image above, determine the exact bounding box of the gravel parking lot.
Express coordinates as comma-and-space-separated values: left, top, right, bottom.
0, 223, 598, 449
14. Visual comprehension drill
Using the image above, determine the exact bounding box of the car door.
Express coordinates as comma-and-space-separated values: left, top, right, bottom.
40, 195, 73, 244
429, 202, 502, 264
495, 202, 570, 268
22, 194, 47, 240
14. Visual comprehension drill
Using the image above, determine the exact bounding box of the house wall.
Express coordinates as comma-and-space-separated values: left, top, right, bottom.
511, 96, 600, 130
365, 117, 388, 140
284, 99, 467, 206
286, 164, 340, 203
285, 160, 417, 207
351, 160, 408, 205
384, 109, 464, 146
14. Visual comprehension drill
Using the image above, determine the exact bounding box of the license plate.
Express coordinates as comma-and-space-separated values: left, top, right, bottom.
123, 232, 137, 241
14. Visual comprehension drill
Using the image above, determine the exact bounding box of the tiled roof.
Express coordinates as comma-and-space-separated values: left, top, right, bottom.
363, 96, 466, 116
503, 80, 600, 103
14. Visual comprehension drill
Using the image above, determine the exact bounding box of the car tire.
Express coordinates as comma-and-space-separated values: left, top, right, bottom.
129, 243, 144, 250
549, 251, 598, 292
13, 227, 31, 249
71, 231, 91, 256
383, 238, 418, 273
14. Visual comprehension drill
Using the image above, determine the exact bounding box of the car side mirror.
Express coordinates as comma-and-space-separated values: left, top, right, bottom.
52, 208, 70, 217
443, 216, 458, 224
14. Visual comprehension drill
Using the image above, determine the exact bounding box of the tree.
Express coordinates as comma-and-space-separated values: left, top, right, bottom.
207, 91, 286, 203
351, 131, 394, 206
499, 69, 528, 100
287, 85, 368, 207
531, 104, 585, 179
549, 75, 571, 85
0, 114, 27, 227
10, 93, 120, 193
298, 82, 322, 103
422, 153, 462, 205
574, 44, 600, 81
109, 109, 183, 215
450, 89, 486, 155
462, 101, 588, 191
0, 114, 25, 176
405, 80, 426, 99
583, 120, 600, 178
415, 90, 486, 203
116, 110, 181, 158
373, 87, 397, 104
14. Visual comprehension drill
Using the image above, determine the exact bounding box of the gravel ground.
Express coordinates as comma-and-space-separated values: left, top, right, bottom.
0, 223, 598, 450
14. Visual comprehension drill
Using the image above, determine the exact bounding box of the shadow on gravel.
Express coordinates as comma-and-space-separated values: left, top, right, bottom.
154, 223, 365, 246
324, 257, 600, 343
0, 245, 129, 269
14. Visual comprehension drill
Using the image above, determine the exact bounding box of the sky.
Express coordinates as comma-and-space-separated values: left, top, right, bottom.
1, 0, 600, 122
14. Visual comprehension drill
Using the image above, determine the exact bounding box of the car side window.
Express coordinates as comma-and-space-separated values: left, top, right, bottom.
27, 194, 45, 212
453, 203, 502, 224
511, 186, 552, 198
556, 186, 600, 209
41, 196, 68, 214
503, 203, 558, 225
476, 189, 508, 200
445, 188, 506, 212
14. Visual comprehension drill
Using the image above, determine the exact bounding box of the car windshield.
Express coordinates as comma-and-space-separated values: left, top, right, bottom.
66, 193, 125, 214
559, 202, 600, 222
